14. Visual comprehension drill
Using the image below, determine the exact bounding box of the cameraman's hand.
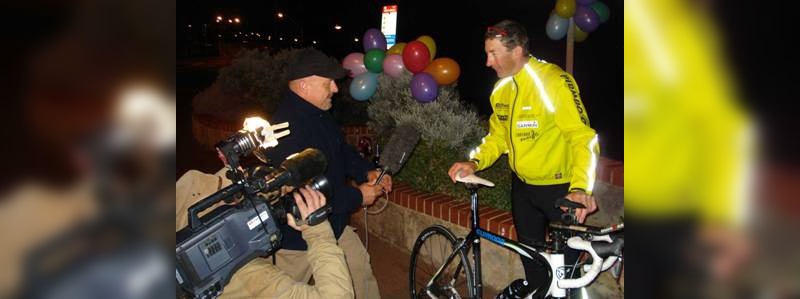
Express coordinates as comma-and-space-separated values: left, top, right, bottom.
358, 183, 384, 206
287, 187, 327, 231
367, 170, 392, 193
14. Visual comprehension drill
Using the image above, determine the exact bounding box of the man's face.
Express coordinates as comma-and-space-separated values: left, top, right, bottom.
485, 38, 523, 78
300, 76, 338, 110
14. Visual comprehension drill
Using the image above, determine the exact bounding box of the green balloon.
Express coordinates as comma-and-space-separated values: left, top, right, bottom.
590, 1, 610, 23
364, 49, 385, 73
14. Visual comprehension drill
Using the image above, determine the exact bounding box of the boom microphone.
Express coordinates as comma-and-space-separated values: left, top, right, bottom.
375, 124, 420, 183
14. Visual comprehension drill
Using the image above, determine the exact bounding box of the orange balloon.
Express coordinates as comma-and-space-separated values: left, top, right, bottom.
423, 57, 460, 85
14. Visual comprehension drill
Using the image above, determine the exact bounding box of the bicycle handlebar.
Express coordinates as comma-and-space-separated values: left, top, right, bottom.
557, 235, 624, 289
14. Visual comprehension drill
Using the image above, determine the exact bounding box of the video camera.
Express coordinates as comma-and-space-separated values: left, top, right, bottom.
176, 118, 332, 298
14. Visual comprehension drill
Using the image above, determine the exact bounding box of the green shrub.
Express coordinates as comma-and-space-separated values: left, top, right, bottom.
395, 139, 513, 210
367, 72, 512, 210
194, 47, 368, 125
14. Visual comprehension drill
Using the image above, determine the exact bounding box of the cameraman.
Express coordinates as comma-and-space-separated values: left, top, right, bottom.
175, 175, 354, 298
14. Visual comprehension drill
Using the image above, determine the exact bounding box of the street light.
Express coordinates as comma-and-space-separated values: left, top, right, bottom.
334, 24, 342, 30
276, 12, 303, 44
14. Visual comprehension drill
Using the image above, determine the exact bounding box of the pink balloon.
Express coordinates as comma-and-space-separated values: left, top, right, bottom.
342, 52, 367, 78
382, 54, 406, 78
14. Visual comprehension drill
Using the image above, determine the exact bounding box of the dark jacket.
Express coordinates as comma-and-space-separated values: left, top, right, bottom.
266, 90, 372, 250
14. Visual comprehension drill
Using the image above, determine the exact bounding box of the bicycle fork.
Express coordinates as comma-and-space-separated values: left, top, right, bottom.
425, 236, 473, 298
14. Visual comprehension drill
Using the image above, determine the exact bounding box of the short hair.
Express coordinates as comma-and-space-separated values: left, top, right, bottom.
485, 20, 529, 55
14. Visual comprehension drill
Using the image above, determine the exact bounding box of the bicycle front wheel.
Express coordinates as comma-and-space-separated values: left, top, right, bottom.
409, 225, 475, 299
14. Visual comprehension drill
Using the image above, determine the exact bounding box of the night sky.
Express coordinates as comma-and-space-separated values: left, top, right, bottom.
178, 0, 622, 160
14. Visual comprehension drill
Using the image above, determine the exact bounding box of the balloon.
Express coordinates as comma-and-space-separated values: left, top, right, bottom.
416, 35, 437, 60
382, 54, 407, 78
349, 72, 378, 101
574, 26, 589, 42
423, 57, 460, 85
590, 1, 610, 23
364, 49, 385, 73
342, 52, 367, 78
410, 73, 439, 103
554, 0, 576, 18
546, 12, 570, 40
387, 42, 406, 55
574, 5, 600, 32
402, 41, 431, 73
363, 28, 387, 51
576, 0, 595, 5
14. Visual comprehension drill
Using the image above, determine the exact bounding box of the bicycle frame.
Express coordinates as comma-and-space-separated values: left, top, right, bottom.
425, 187, 562, 298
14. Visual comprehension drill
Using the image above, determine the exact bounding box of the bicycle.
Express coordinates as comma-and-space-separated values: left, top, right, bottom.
409, 173, 624, 298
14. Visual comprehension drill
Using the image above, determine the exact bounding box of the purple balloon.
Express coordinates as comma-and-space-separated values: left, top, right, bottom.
577, 0, 596, 5
363, 28, 387, 51
410, 73, 439, 103
574, 6, 600, 32
342, 52, 367, 78
382, 54, 406, 78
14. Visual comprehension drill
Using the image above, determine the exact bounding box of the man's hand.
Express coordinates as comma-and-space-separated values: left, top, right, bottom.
563, 190, 597, 223
367, 169, 392, 193
358, 182, 384, 206
287, 186, 327, 231
448, 161, 478, 183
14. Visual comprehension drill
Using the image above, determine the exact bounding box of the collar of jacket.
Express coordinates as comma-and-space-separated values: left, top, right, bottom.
283, 90, 325, 116
510, 56, 546, 81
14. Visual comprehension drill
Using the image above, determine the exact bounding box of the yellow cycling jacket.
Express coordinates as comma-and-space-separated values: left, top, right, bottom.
470, 57, 600, 194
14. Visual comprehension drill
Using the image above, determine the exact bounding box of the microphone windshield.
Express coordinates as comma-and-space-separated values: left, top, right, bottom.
378, 124, 420, 173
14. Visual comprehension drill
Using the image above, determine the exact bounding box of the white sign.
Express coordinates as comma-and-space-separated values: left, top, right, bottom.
381, 5, 398, 48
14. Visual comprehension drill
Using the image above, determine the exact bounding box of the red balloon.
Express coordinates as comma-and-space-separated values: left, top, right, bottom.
402, 41, 431, 73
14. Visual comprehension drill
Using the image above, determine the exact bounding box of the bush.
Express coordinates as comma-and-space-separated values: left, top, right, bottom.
395, 139, 513, 210
367, 73, 485, 148
194, 47, 368, 125
367, 73, 512, 210
192, 48, 296, 122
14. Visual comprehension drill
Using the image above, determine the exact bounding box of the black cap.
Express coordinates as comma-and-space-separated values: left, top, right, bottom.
286, 48, 347, 81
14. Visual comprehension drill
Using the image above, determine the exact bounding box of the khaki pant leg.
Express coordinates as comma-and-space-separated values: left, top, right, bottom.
338, 226, 380, 299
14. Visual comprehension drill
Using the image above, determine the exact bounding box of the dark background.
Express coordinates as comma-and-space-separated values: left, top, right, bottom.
177, 0, 623, 160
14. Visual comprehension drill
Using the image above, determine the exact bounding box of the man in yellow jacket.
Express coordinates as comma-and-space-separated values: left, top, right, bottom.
448, 19, 599, 291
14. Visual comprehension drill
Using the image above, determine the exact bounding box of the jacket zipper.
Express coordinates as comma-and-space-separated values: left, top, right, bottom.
509, 78, 519, 173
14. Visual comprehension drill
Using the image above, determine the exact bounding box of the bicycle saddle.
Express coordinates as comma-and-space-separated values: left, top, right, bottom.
455, 173, 495, 187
